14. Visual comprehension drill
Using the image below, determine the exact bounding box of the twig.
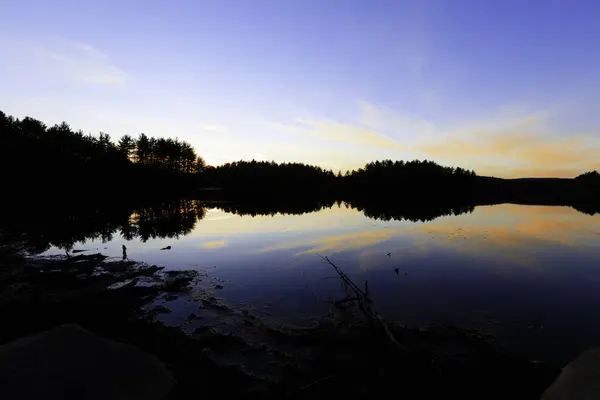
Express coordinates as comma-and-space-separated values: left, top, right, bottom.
373, 313, 407, 351
315, 254, 407, 353
306, 284, 334, 304
334, 297, 360, 305
299, 374, 334, 391
318, 255, 368, 299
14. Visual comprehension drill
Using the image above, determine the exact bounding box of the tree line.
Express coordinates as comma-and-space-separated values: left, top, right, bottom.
0, 110, 204, 202
201, 160, 338, 196
341, 159, 478, 199
117, 133, 205, 173
0, 111, 205, 173
2, 110, 598, 205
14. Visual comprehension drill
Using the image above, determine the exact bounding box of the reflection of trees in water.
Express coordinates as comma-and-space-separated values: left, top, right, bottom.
1, 204, 132, 255
5, 194, 596, 255
348, 201, 475, 222
213, 198, 474, 222
85, 199, 207, 246
570, 204, 600, 216
217, 198, 336, 217
2, 199, 208, 253
123, 200, 207, 242
22, 197, 473, 252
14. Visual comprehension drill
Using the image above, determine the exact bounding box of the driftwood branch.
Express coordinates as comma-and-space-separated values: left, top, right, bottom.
316, 254, 407, 353
298, 374, 334, 391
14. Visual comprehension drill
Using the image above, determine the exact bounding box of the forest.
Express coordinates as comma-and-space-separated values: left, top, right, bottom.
2, 110, 599, 207
0, 111, 205, 174
0, 111, 204, 205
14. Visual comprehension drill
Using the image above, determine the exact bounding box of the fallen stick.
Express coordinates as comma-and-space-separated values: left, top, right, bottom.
317, 254, 408, 353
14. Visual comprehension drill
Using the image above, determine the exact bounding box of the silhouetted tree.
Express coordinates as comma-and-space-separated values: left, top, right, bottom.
136, 133, 151, 164
340, 159, 477, 203
118, 134, 136, 161
575, 171, 600, 182
202, 160, 337, 196
196, 156, 207, 173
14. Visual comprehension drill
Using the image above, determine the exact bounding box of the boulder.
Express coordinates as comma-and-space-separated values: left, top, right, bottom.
0, 324, 173, 400
541, 347, 600, 400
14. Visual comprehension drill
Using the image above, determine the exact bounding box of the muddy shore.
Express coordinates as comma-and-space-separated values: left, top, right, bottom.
0, 246, 559, 399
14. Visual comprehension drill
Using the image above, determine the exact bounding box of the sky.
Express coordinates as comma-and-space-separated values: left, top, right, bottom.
1, 0, 599, 177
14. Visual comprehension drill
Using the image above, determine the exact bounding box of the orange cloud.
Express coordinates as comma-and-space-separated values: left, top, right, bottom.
416, 132, 599, 178
265, 103, 599, 177
507, 168, 585, 178
296, 119, 406, 150
585, 162, 600, 170
202, 240, 227, 249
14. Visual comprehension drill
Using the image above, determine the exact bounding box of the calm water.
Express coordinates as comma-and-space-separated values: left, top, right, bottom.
43, 202, 600, 365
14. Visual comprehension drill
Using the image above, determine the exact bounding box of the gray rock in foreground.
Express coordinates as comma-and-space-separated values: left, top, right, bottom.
541, 347, 600, 400
0, 324, 173, 400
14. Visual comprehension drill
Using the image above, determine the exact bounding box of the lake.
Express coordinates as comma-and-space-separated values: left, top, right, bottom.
41, 200, 600, 366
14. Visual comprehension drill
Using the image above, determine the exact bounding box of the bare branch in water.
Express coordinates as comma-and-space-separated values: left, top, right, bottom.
305, 284, 334, 304
315, 254, 408, 353
298, 374, 334, 391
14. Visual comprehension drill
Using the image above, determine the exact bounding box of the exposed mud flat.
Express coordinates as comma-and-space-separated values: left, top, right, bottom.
0, 248, 559, 399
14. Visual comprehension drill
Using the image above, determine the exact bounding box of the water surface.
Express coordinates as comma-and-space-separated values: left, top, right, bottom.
43, 202, 600, 365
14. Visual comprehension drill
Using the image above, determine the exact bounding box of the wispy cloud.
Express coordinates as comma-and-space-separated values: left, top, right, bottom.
416, 131, 599, 177
41, 41, 128, 85
265, 118, 406, 151
297, 119, 406, 150
356, 102, 599, 177
2, 39, 129, 85
359, 102, 436, 139
201, 124, 228, 133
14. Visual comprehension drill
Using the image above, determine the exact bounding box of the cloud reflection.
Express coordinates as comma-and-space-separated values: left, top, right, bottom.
202, 240, 228, 249
258, 229, 404, 255
256, 204, 600, 269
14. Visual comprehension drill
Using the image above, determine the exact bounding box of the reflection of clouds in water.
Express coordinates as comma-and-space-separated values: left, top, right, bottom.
407, 208, 600, 266
507, 205, 578, 216
202, 240, 228, 249
358, 248, 394, 270
257, 204, 600, 269
258, 229, 404, 256
410, 224, 541, 266
191, 206, 366, 237
514, 219, 593, 245
358, 240, 432, 271
205, 215, 234, 221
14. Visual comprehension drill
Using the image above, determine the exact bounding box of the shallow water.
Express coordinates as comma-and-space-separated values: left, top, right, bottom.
43, 202, 600, 365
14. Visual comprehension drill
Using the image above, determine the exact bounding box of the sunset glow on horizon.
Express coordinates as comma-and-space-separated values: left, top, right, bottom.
1, 0, 599, 178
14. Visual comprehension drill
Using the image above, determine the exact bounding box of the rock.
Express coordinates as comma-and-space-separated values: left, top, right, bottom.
0, 324, 173, 400
541, 347, 600, 400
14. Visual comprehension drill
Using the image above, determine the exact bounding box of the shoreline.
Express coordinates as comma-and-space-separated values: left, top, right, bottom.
0, 248, 560, 398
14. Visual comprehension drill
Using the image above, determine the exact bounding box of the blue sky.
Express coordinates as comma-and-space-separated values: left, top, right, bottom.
1, 0, 599, 177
